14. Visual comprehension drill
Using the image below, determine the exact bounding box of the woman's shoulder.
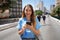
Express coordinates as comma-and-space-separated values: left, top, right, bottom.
19, 17, 25, 21
19, 18, 23, 21
18, 18, 24, 23
18, 17, 24, 21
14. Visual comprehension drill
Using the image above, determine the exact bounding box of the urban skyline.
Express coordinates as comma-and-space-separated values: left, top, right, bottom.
22, 0, 55, 11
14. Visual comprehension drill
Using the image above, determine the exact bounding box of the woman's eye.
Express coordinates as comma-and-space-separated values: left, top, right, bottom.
26, 10, 28, 11
29, 10, 31, 11
25, 9, 31, 12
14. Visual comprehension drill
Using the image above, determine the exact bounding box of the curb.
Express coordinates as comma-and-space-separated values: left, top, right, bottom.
50, 16, 60, 23
0, 22, 18, 31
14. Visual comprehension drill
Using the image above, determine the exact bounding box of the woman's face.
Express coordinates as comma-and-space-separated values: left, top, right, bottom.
25, 6, 32, 17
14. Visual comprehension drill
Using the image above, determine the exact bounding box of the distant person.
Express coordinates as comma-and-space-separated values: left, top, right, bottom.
16, 4, 41, 40
42, 14, 46, 24
37, 15, 41, 22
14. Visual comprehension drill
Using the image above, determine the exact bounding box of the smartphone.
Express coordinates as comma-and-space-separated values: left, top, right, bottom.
26, 21, 31, 25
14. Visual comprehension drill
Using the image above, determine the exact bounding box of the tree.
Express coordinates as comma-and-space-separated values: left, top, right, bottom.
35, 10, 43, 15
51, 5, 60, 19
1, 0, 11, 12
51, 8, 56, 16
55, 5, 60, 16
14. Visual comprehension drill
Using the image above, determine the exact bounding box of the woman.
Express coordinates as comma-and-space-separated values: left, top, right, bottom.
17, 4, 41, 40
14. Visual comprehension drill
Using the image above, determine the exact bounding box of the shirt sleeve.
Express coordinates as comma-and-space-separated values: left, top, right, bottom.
36, 18, 41, 30
16, 18, 22, 30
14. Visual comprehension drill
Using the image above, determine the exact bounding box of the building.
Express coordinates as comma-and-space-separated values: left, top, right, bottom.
40, 1, 44, 11
55, 0, 60, 6
10, 0, 22, 18
43, 7, 47, 13
0, 0, 22, 18
37, 0, 44, 12
50, 5, 55, 13
39, 1, 44, 12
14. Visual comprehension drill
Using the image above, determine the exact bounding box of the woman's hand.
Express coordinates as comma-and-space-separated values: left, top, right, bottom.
18, 24, 27, 35
27, 23, 34, 30
22, 24, 27, 30
27, 23, 40, 36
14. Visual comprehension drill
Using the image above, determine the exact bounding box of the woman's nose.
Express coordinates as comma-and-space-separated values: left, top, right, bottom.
27, 11, 30, 14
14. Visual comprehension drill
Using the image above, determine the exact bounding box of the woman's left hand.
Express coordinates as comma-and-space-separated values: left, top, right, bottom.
27, 23, 34, 30
27, 23, 40, 36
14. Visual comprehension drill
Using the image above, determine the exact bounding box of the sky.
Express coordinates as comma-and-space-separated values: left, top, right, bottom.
22, 0, 55, 11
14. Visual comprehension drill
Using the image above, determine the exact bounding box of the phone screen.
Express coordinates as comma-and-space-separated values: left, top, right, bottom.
26, 21, 31, 25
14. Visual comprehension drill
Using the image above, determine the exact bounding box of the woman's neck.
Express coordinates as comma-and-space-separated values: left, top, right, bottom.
26, 16, 30, 21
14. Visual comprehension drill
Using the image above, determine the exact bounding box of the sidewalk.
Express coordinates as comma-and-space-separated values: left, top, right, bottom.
0, 18, 19, 25
40, 15, 60, 40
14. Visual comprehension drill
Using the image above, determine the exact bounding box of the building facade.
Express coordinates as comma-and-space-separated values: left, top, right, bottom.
10, 0, 22, 18
55, 0, 60, 6
39, 1, 44, 12
50, 5, 55, 13
0, 0, 22, 18
37, 0, 45, 12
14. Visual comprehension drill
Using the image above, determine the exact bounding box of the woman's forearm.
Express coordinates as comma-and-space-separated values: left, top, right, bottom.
18, 28, 25, 35
32, 28, 40, 36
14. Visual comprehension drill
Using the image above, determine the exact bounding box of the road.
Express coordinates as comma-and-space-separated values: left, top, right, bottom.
40, 15, 60, 40
0, 27, 21, 40
0, 15, 60, 40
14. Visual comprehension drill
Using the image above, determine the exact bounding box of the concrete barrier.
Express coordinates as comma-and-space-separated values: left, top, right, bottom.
0, 22, 18, 31
50, 16, 60, 23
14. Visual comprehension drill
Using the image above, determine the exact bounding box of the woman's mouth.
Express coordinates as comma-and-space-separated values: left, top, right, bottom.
26, 14, 30, 15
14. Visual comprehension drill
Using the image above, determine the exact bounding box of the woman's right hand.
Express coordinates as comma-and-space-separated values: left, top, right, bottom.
22, 24, 27, 30
18, 24, 27, 35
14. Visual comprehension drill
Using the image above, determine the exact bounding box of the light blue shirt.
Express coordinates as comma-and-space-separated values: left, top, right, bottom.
17, 17, 41, 38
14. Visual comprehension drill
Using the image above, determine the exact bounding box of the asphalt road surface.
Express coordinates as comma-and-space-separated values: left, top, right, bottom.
0, 15, 60, 40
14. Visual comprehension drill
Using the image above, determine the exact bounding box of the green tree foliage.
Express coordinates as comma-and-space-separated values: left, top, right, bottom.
55, 5, 60, 16
3, 0, 11, 9
35, 10, 43, 15
51, 5, 60, 19
0, 0, 11, 12
50, 8, 56, 16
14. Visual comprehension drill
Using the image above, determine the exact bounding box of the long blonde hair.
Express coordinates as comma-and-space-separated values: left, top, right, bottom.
22, 4, 36, 28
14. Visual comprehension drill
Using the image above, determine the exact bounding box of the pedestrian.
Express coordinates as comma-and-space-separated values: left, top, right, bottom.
42, 14, 46, 24
37, 15, 41, 22
17, 4, 41, 40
